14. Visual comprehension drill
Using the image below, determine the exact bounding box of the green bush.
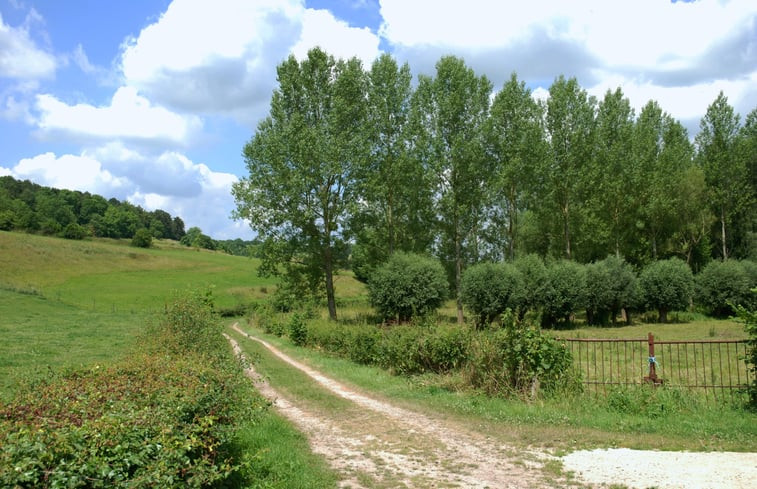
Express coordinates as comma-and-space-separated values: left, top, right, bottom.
131, 227, 153, 248
695, 260, 756, 317
540, 260, 587, 327
466, 319, 578, 398
368, 252, 448, 322
0, 289, 263, 488
585, 256, 637, 325
639, 258, 694, 323
734, 292, 757, 409
62, 222, 87, 240
514, 254, 548, 320
460, 262, 523, 328
288, 313, 308, 346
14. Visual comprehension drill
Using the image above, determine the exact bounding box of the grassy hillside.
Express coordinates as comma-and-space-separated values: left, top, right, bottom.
0, 231, 280, 396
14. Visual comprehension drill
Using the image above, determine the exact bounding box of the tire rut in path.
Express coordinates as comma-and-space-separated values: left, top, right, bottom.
228, 324, 558, 489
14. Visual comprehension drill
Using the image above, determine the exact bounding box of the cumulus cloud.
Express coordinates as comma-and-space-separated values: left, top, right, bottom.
0, 10, 56, 79
1, 146, 250, 239
120, 0, 303, 121
118, 0, 381, 122
34, 86, 202, 144
292, 8, 380, 67
378, 0, 757, 129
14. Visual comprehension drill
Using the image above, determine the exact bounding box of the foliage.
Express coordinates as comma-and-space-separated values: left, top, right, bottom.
513, 254, 548, 319
131, 227, 153, 248
367, 252, 448, 322
0, 289, 263, 488
540, 260, 587, 327
288, 313, 308, 347
734, 290, 757, 409
466, 316, 579, 398
411, 55, 493, 323
584, 256, 637, 325
62, 222, 87, 240
0, 175, 186, 241
180, 226, 217, 250
348, 54, 435, 282
639, 258, 694, 322
460, 261, 523, 327
695, 260, 756, 317
233, 48, 367, 321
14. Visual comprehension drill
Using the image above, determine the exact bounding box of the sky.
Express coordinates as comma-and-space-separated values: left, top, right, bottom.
1, 0, 755, 240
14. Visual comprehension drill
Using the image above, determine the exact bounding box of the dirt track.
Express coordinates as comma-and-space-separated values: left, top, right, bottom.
228, 324, 757, 489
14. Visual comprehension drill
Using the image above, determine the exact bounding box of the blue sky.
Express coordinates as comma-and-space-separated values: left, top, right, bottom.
1, 0, 755, 240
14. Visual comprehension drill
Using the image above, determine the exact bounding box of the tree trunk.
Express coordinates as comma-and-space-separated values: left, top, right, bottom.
659, 308, 667, 324
563, 204, 572, 260
720, 206, 728, 260
324, 246, 337, 321
455, 227, 464, 325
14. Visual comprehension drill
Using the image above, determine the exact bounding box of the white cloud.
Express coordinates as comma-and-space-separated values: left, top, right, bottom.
120, 0, 304, 120
378, 0, 757, 130
118, 0, 382, 122
8, 152, 128, 194
292, 8, 380, 67
34, 86, 202, 144
0, 11, 56, 79
2, 146, 251, 239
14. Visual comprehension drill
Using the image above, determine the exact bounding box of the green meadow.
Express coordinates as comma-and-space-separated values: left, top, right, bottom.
0, 231, 277, 397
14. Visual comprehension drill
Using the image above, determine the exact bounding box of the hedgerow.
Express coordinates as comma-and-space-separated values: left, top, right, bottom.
0, 289, 265, 488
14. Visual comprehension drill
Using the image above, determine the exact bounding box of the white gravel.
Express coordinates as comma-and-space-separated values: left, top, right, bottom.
562, 448, 757, 489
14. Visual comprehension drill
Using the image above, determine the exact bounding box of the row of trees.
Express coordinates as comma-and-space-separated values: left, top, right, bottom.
233, 48, 757, 320
0, 176, 187, 241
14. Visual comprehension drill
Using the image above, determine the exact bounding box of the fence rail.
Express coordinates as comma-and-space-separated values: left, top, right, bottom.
561, 333, 751, 399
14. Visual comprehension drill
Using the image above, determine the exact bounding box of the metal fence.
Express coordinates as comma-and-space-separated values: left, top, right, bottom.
561, 333, 751, 399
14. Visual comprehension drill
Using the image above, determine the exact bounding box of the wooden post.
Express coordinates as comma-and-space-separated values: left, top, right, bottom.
644, 332, 663, 385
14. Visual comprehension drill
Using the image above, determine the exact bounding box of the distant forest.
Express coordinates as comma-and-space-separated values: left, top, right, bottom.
0, 176, 255, 256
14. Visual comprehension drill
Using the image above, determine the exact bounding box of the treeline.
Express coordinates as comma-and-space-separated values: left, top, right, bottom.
0, 176, 186, 241
234, 48, 757, 320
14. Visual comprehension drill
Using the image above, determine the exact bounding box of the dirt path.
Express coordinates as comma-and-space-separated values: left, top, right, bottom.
228, 324, 757, 489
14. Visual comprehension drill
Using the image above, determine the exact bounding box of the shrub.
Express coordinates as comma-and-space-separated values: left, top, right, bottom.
540, 260, 587, 327
639, 258, 694, 323
0, 289, 263, 488
460, 262, 523, 328
466, 319, 578, 398
514, 254, 548, 320
585, 256, 637, 325
130, 227, 153, 247
368, 252, 448, 322
62, 222, 87, 240
288, 313, 308, 346
695, 260, 755, 317
734, 291, 757, 409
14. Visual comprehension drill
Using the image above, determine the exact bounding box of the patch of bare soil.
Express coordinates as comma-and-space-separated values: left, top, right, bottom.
228, 325, 756, 489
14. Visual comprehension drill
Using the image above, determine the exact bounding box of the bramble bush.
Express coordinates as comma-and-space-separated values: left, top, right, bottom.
0, 289, 264, 488
465, 312, 579, 398
368, 252, 448, 322
734, 290, 757, 409
460, 262, 523, 328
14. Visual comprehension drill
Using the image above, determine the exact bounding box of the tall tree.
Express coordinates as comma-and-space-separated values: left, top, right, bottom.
485, 73, 546, 261
542, 76, 596, 260
695, 92, 751, 259
412, 56, 492, 323
350, 53, 433, 281
232, 48, 368, 320
588, 88, 635, 259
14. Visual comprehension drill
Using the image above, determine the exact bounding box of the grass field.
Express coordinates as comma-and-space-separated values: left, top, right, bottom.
0, 231, 278, 398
